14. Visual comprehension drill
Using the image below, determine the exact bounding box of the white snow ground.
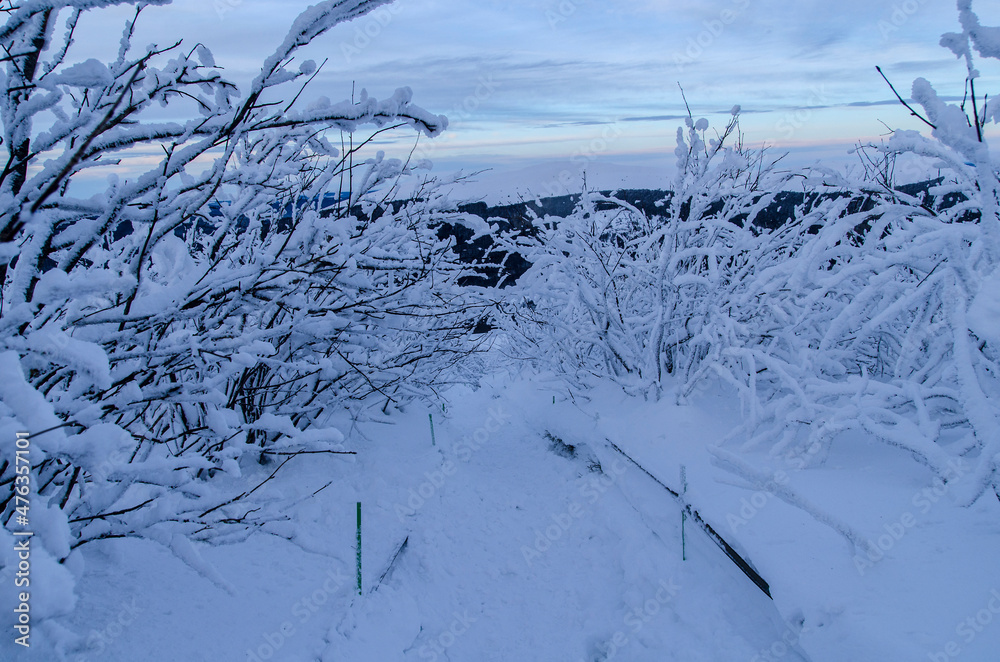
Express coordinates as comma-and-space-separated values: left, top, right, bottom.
4, 368, 999, 661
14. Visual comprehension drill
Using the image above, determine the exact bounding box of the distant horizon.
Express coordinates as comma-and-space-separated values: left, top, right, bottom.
60, 0, 1000, 193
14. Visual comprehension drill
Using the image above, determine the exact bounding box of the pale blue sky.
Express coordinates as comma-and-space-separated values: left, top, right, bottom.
73, 0, 1000, 181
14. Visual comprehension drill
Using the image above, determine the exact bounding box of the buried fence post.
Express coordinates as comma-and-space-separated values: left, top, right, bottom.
356, 502, 363, 596
373, 536, 410, 593
607, 440, 772, 599
681, 465, 688, 561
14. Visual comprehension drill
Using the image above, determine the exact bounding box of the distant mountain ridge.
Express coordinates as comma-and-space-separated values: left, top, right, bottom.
445, 178, 971, 288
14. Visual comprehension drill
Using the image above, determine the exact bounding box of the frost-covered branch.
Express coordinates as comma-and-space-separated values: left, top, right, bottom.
0, 0, 478, 627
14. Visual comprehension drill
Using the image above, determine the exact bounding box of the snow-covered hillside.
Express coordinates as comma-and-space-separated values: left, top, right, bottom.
4, 1, 1000, 661
4, 370, 997, 661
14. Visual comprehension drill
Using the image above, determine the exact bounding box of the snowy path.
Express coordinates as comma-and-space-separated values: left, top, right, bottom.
33, 370, 1000, 661
321, 383, 809, 662
19, 378, 812, 662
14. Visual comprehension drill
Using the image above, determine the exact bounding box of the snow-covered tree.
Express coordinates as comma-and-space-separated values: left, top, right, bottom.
719, 0, 1000, 503
0, 0, 479, 625
500, 105, 792, 399
505, 0, 1000, 506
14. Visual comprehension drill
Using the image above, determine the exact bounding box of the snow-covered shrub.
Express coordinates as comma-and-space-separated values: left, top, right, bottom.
500, 106, 794, 398
704, 0, 1000, 504
0, 0, 477, 623
505, 0, 1000, 505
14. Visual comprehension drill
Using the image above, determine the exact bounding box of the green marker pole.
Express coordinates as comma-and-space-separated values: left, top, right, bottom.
428, 413, 436, 446
356, 501, 362, 595
680, 466, 687, 562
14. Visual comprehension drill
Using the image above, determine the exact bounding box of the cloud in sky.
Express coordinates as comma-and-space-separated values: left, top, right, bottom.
69, 0, 1000, 177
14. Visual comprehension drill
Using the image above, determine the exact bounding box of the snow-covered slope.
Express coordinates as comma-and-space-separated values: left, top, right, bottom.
5, 373, 801, 662
7, 367, 996, 661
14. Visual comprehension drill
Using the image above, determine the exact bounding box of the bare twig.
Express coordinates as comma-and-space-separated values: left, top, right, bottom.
876, 65, 936, 130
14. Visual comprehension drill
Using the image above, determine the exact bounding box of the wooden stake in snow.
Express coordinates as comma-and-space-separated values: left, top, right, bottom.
681, 465, 688, 562
429, 413, 436, 446
373, 536, 409, 593
607, 441, 771, 599
356, 502, 363, 596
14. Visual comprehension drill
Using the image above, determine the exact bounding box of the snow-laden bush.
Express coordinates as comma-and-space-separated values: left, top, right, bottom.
507, 0, 1000, 505
500, 106, 795, 399
0, 0, 478, 624
709, 0, 1000, 504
